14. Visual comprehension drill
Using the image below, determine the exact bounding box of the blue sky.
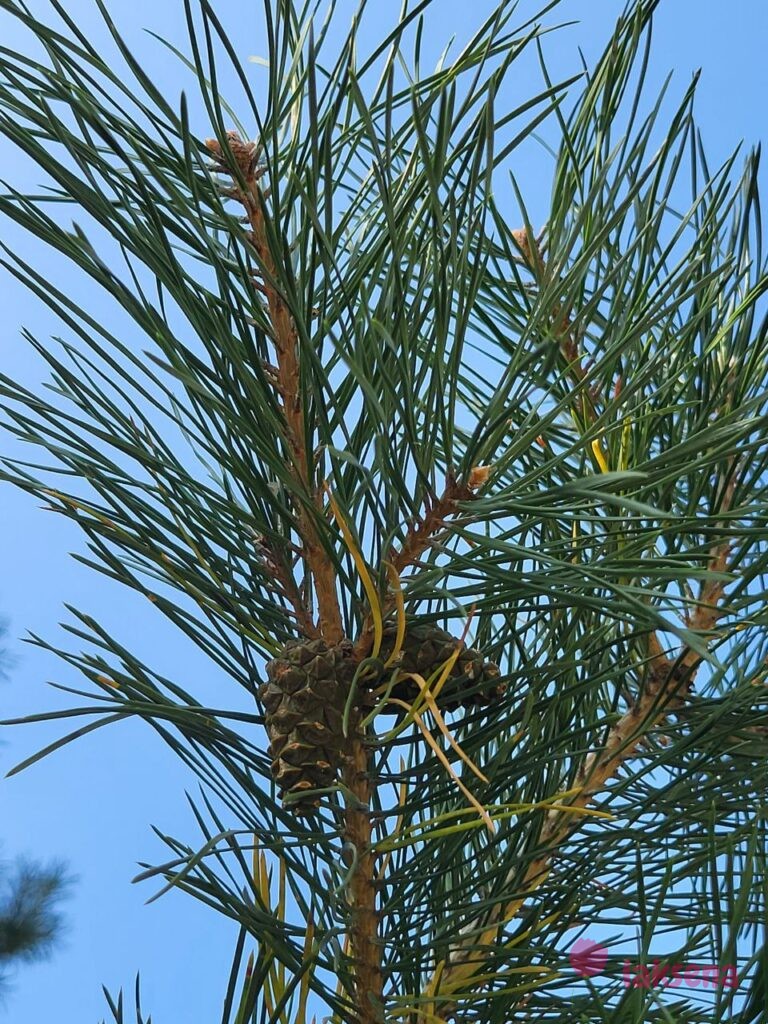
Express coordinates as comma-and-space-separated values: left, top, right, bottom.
0, 1, 767, 1021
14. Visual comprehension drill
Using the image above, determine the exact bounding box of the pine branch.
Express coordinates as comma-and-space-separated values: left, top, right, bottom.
205, 131, 343, 644
206, 131, 388, 1019
353, 474, 485, 662
430, 469, 740, 1011
1, 3, 767, 1021
391, 477, 475, 575
342, 739, 384, 1024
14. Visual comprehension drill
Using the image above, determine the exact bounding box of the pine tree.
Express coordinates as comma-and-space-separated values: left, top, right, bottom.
0, 1, 767, 1021
0, 633, 69, 990
0, 859, 68, 980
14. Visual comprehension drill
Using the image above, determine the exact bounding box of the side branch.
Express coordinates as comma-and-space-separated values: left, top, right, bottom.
206, 132, 343, 643
354, 476, 477, 661
392, 476, 474, 574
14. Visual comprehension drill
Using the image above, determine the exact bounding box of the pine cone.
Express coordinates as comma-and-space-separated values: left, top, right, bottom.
259, 639, 354, 813
204, 130, 258, 179
375, 623, 503, 711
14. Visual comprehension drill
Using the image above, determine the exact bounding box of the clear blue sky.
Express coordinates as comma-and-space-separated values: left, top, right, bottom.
1, 1, 766, 1021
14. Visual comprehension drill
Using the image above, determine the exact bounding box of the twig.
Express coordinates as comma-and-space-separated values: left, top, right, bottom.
393, 477, 474, 574
206, 132, 343, 643
253, 533, 319, 639
353, 475, 476, 662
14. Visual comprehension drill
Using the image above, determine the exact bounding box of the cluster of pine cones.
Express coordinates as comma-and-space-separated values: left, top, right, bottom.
259, 623, 503, 813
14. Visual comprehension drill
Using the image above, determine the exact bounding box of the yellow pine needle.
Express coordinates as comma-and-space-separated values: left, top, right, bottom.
435, 875, 559, 996
334, 936, 351, 1000
619, 414, 633, 471
428, 607, 477, 704
388, 697, 494, 834
409, 675, 489, 785
393, 1007, 448, 1024
437, 907, 565, 996
591, 437, 610, 473
545, 801, 613, 820
376, 790, 608, 851
426, 789, 612, 999
421, 638, 463, 704
263, 969, 276, 1021
420, 958, 447, 1023
506, 909, 563, 948
382, 561, 406, 669
374, 623, 476, 744
251, 842, 292, 1022
294, 917, 315, 1024
96, 674, 120, 689
510, 727, 526, 748
324, 482, 383, 658
255, 849, 271, 909
438, 964, 555, 990
379, 657, 468, 757
234, 951, 257, 1024
43, 489, 119, 531
431, 963, 554, 998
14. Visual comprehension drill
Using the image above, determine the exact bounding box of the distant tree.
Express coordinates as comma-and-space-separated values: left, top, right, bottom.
0, 1, 767, 1023
0, 626, 68, 990
0, 858, 68, 978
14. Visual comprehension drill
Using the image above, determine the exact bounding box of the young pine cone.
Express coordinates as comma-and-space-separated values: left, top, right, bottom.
374, 622, 503, 711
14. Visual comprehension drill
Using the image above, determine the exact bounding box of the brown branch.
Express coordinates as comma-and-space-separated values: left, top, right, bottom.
343, 474, 489, 1018
342, 736, 384, 1024
209, 132, 383, 1019
206, 132, 343, 643
353, 476, 476, 662
393, 479, 474, 574
419, 234, 741, 1016
254, 534, 319, 639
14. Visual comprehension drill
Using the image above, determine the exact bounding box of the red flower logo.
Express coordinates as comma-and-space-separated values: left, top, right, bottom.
569, 938, 608, 977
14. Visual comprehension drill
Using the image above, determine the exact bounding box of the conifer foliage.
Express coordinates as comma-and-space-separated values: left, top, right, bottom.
1, 1, 767, 1021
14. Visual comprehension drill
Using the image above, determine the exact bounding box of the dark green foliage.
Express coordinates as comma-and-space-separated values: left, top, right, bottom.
0, 859, 68, 969
0, 0, 766, 1021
